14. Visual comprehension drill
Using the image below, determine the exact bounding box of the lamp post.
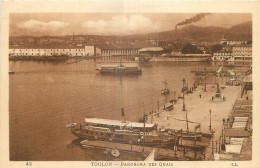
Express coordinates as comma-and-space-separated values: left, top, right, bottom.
182, 78, 186, 111
209, 109, 212, 131
204, 68, 207, 92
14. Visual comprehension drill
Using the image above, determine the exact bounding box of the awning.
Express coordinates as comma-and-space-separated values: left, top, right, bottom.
225, 144, 243, 154
85, 118, 155, 128
225, 129, 251, 137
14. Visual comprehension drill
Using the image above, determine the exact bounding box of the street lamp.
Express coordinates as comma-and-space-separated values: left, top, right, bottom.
209, 109, 212, 131
182, 78, 186, 111
204, 68, 207, 92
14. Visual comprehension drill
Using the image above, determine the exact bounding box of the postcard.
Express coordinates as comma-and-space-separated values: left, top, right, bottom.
1, 1, 260, 168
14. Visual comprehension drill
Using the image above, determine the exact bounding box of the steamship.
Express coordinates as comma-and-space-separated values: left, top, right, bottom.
96, 60, 142, 75
67, 117, 175, 147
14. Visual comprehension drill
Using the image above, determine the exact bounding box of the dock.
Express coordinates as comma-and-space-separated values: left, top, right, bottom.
80, 139, 206, 160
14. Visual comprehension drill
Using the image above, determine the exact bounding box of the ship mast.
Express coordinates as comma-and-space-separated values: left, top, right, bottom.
142, 103, 146, 155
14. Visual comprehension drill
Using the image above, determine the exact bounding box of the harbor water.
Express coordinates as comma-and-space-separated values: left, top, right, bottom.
9, 59, 248, 161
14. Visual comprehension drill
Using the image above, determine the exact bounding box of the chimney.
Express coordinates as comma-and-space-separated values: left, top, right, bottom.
175, 25, 178, 41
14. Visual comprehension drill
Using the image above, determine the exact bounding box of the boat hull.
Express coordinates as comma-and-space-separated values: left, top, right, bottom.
150, 55, 211, 62
100, 70, 142, 75
71, 128, 175, 148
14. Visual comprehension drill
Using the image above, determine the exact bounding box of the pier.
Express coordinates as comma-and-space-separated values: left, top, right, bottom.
146, 83, 241, 160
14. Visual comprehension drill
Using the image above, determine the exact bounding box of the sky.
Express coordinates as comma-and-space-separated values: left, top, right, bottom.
10, 13, 252, 36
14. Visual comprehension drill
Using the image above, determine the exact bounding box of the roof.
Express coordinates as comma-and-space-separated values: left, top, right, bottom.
96, 42, 157, 50
139, 47, 164, 52
232, 44, 252, 47
85, 118, 155, 128
225, 129, 251, 137
243, 74, 252, 82
9, 45, 86, 49
213, 50, 232, 54
225, 144, 243, 154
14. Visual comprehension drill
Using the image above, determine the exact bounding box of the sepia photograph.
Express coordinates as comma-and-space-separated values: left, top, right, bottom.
1, 1, 260, 168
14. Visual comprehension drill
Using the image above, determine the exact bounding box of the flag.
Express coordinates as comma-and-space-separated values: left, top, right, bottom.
121, 108, 125, 117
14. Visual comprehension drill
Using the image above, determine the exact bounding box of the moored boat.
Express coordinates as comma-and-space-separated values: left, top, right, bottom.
96, 60, 142, 75
68, 117, 175, 147
161, 80, 170, 95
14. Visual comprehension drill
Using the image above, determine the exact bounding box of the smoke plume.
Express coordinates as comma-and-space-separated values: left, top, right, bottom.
175, 13, 211, 28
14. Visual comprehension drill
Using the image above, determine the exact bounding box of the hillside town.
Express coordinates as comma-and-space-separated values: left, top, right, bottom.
9, 22, 252, 62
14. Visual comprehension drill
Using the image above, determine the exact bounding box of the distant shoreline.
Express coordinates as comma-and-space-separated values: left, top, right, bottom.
9, 56, 97, 61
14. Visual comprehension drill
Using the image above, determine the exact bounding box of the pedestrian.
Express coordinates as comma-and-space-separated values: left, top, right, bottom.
199, 94, 202, 98
212, 96, 214, 101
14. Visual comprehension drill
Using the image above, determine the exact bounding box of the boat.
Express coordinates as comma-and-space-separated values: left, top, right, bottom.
163, 102, 173, 111
135, 54, 153, 63
96, 60, 142, 75
68, 117, 175, 147
150, 54, 212, 62
216, 65, 223, 77
161, 80, 169, 95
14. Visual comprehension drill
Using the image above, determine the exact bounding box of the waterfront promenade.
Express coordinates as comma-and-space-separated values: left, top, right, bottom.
147, 84, 241, 160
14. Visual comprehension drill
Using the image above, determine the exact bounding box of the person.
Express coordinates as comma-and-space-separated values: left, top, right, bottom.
199, 94, 202, 98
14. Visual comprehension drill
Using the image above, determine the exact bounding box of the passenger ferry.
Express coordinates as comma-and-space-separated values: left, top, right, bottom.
67, 118, 175, 147
96, 60, 142, 75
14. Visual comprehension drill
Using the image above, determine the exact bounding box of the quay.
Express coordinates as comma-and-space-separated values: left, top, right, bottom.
80, 139, 206, 160
146, 82, 242, 160
144, 68, 252, 160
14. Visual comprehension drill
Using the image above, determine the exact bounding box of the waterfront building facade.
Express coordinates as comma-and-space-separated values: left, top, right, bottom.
213, 50, 233, 62
9, 45, 97, 57
232, 44, 252, 62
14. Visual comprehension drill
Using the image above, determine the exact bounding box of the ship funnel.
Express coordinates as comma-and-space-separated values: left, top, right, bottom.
121, 108, 126, 123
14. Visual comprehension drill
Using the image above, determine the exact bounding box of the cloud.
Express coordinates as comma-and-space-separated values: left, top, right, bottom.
19, 19, 70, 31
82, 15, 161, 35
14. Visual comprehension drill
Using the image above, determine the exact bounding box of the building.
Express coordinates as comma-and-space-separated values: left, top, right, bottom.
213, 50, 233, 62
9, 45, 97, 57
220, 38, 248, 46
220, 35, 252, 46
232, 44, 252, 62
96, 43, 142, 56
